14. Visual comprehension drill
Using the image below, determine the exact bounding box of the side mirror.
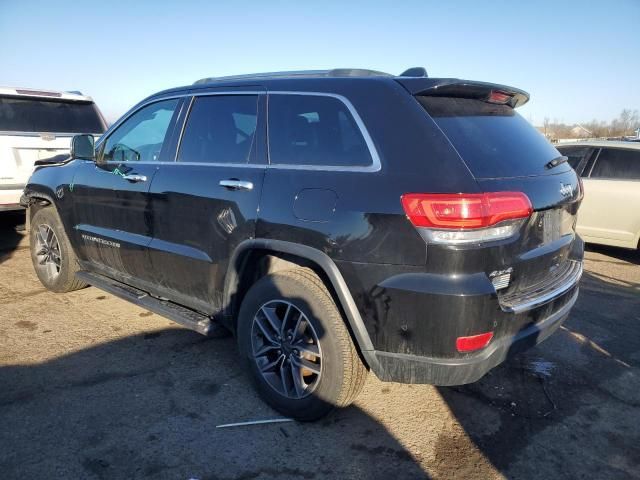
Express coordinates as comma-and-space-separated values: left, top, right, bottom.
71, 134, 95, 160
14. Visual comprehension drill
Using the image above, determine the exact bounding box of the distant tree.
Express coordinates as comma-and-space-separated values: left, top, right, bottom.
612, 109, 639, 136
538, 109, 640, 139
543, 117, 550, 136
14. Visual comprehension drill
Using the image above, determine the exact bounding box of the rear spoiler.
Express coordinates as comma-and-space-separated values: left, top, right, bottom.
395, 78, 530, 108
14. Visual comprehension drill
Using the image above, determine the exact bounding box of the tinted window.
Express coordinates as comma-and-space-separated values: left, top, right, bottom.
178, 95, 258, 164
590, 148, 640, 180
417, 96, 565, 178
268, 94, 372, 167
557, 146, 591, 175
0, 97, 105, 133
102, 99, 179, 163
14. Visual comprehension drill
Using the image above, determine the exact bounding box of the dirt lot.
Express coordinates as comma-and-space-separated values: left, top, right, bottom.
1, 210, 639, 480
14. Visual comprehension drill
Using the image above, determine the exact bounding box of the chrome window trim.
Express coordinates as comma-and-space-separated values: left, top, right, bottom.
97, 90, 381, 172
266, 91, 382, 173
96, 161, 266, 169
161, 161, 266, 169
586, 147, 602, 178
173, 95, 194, 162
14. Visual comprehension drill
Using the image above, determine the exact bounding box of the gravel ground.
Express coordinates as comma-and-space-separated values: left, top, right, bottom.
1, 210, 639, 480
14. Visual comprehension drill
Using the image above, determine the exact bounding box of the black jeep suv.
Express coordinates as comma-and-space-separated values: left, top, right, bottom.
22, 68, 583, 420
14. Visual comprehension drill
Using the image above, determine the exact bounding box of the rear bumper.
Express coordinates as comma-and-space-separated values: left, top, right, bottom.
0, 189, 25, 211
371, 286, 578, 385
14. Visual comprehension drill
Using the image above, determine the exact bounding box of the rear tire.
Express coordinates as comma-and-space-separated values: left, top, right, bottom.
237, 267, 367, 421
29, 206, 86, 293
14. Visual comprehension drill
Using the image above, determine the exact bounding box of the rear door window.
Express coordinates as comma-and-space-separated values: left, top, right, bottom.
268, 94, 372, 167
178, 95, 258, 164
0, 97, 105, 133
417, 96, 566, 179
590, 148, 640, 180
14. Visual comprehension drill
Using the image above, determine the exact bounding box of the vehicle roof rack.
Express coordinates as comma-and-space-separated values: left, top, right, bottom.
193, 68, 393, 85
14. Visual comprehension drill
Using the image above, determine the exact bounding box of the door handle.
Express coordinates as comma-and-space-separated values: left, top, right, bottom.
122, 174, 147, 182
219, 179, 254, 191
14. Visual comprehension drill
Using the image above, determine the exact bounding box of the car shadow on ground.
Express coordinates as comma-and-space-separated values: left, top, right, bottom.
2, 242, 640, 479
0, 211, 27, 264
436, 267, 640, 479
585, 243, 640, 265
0, 328, 429, 480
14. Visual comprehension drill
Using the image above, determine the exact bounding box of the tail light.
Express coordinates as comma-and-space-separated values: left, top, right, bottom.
401, 192, 532, 244
456, 332, 494, 352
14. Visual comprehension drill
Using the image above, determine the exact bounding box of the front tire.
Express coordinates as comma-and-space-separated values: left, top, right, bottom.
237, 267, 367, 421
29, 206, 86, 293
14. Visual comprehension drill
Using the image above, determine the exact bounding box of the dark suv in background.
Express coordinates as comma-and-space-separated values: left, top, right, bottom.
22, 68, 583, 420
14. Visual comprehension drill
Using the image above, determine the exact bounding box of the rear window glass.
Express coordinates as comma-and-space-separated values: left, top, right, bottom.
417, 96, 565, 178
0, 96, 105, 133
268, 94, 372, 167
590, 148, 640, 180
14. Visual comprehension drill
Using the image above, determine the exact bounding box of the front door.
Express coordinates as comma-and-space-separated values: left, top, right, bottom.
147, 92, 266, 314
70, 98, 183, 285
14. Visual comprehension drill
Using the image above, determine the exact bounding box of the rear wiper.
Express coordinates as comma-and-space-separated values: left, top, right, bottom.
545, 155, 568, 169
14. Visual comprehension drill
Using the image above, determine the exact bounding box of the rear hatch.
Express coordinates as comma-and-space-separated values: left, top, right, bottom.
406, 79, 582, 304
0, 94, 105, 188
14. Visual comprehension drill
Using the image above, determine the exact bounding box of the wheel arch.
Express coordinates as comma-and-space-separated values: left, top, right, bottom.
21, 190, 55, 221
224, 239, 378, 369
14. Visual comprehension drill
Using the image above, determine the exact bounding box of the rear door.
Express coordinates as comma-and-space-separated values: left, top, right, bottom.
71, 98, 183, 284
578, 147, 640, 247
147, 91, 266, 314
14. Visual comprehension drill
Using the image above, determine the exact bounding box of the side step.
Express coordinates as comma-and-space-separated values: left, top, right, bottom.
76, 271, 225, 337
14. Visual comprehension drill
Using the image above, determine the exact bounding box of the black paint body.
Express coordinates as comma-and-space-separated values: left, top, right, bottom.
23, 73, 583, 385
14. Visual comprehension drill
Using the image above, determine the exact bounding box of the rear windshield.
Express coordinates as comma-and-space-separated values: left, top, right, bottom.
417, 96, 566, 178
0, 96, 105, 134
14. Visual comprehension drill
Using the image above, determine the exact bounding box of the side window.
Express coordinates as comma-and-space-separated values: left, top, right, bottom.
590, 148, 640, 180
177, 95, 258, 164
559, 146, 591, 175
268, 94, 372, 167
102, 99, 179, 163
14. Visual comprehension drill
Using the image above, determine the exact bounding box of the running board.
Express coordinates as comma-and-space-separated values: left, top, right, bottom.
76, 271, 222, 336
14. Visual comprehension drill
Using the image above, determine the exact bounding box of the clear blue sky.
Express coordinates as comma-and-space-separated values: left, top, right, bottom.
1, 0, 638, 125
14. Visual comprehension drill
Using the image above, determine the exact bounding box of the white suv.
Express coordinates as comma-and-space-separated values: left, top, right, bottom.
557, 141, 640, 249
0, 87, 106, 211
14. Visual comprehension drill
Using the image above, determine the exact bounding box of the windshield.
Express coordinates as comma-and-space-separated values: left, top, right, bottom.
417, 96, 567, 178
0, 96, 105, 133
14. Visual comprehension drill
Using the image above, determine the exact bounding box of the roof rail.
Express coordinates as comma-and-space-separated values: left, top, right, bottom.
193, 68, 392, 85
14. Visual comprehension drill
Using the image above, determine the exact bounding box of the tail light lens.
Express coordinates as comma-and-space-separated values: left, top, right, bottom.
456, 332, 494, 352
401, 192, 532, 244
